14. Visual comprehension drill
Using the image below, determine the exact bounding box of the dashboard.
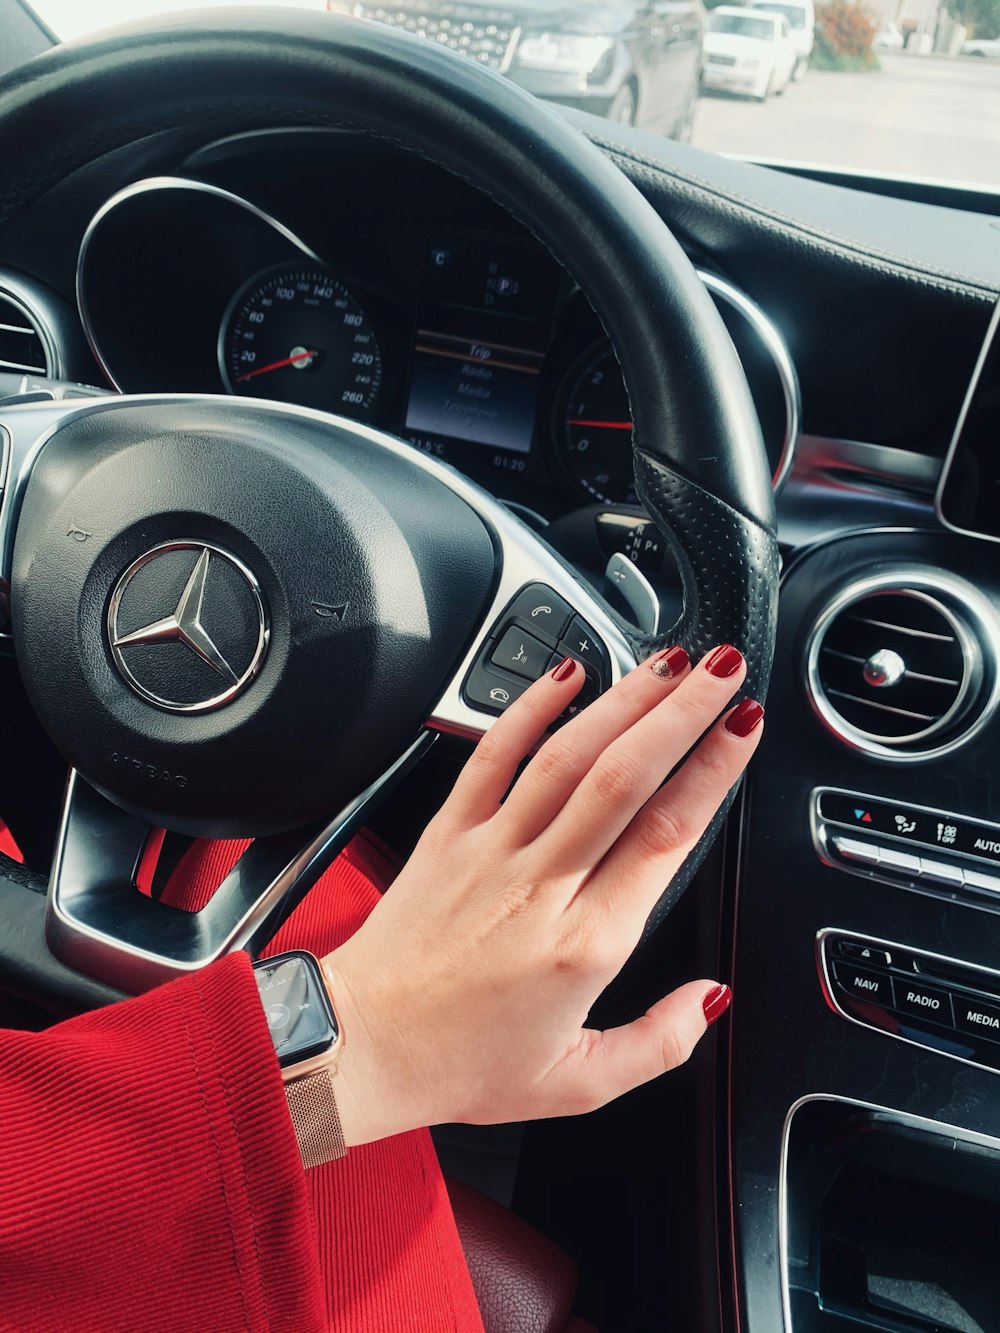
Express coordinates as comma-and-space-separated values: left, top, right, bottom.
73, 145, 796, 529
4, 104, 1000, 1333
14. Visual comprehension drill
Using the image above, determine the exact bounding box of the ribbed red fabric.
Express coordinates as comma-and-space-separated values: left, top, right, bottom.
0, 952, 325, 1333
0, 831, 485, 1332
261, 833, 486, 1333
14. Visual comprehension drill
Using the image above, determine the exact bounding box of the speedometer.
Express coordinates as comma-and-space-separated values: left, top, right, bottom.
220, 265, 382, 420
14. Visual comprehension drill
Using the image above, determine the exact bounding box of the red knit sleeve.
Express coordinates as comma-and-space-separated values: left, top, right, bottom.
0, 952, 325, 1333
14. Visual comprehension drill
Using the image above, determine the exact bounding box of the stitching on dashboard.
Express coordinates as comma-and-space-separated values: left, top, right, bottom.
588, 132, 999, 304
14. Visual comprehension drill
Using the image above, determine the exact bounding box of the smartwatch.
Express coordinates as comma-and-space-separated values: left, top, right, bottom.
252, 950, 348, 1167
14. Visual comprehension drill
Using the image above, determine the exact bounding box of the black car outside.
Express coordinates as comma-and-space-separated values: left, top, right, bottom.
326, 0, 705, 138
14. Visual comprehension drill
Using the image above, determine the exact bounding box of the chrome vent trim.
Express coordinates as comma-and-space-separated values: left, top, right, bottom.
806, 568, 1000, 761
0, 286, 54, 378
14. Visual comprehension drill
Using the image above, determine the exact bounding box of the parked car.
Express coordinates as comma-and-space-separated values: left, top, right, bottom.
702, 5, 795, 99
325, 0, 706, 139
962, 36, 1000, 56
872, 17, 904, 48
743, 0, 813, 78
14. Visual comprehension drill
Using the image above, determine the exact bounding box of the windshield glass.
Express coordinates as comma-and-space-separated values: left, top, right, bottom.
746, 2, 808, 29
709, 12, 778, 37
25, 0, 1000, 190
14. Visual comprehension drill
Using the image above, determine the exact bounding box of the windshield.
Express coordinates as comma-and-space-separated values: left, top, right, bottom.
25, 0, 1000, 190
746, 2, 808, 29
709, 12, 778, 38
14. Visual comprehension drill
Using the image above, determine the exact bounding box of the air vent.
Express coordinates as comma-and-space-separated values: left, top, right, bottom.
806, 571, 997, 759
0, 289, 51, 377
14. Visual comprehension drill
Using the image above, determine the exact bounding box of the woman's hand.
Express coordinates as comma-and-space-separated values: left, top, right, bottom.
323, 643, 764, 1147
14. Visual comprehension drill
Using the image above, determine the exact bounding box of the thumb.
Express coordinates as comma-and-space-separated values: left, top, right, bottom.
544, 981, 732, 1116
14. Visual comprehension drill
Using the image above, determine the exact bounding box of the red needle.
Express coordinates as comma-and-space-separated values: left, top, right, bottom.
566, 418, 633, 430
236, 349, 317, 383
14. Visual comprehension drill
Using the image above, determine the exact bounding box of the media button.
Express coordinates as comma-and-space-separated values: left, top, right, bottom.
954, 996, 1000, 1044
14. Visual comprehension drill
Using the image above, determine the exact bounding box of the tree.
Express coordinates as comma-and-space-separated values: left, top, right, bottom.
946, 0, 1000, 38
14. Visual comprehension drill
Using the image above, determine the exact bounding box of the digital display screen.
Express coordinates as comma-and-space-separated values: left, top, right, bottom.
254, 953, 337, 1067
405, 236, 556, 456
939, 308, 1000, 538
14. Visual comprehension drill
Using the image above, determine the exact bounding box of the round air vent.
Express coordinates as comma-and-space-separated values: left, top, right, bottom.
806, 570, 998, 760
0, 286, 54, 378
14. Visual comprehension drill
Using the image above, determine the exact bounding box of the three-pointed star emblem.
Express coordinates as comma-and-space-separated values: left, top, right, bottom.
112, 547, 239, 685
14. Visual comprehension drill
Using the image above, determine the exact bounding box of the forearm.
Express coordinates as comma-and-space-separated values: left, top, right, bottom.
0, 953, 323, 1333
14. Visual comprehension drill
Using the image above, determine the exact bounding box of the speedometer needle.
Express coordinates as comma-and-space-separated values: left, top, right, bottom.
236, 349, 318, 383
566, 419, 633, 430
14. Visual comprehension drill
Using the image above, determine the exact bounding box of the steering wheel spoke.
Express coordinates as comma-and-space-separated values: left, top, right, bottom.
45, 735, 433, 993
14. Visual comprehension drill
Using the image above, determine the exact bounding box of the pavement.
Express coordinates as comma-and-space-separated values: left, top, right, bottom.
691, 52, 1000, 189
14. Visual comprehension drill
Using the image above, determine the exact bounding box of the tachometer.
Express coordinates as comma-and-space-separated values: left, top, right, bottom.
555, 345, 636, 505
220, 265, 382, 420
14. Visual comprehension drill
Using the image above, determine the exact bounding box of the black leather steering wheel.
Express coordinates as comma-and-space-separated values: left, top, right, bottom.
0, 9, 777, 1004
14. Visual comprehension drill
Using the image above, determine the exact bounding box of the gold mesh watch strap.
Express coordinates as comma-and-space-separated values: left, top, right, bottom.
284, 1068, 348, 1169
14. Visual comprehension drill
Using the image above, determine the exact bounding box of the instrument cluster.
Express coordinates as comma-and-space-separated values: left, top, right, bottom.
78, 174, 797, 518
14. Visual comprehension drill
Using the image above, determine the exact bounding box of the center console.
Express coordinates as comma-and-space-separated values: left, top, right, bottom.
729, 523, 1000, 1332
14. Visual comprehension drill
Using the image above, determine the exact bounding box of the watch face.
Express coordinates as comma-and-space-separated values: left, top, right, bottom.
253, 952, 338, 1067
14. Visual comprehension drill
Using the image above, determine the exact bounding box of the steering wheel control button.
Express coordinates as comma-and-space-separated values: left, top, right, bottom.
503, 586, 573, 642
832, 962, 894, 1009
462, 663, 529, 715
490, 627, 550, 681
894, 981, 954, 1027
108, 542, 269, 714
558, 616, 610, 677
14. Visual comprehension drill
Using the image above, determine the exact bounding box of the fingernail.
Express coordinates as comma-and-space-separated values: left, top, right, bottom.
705, 644, 743, 679
650, 644, 689, 679
703, 984, 732, 1026
551, 655, 576, 682
725, 698, 764, 737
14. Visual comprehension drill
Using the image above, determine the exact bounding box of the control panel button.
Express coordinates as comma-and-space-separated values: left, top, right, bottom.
558, 616, 610, 676
953, 996, 1000, 1044
962, 867, 1000, 896
490, 627, 550, 681
838, 941, 893, 968
817, 790, 1000, 870
504, 586, 573, 642
832, 962, 894, 1008
918, 857, 964, 887
876, 846, 923, 877
830, 834, 880, 867
463, 663, 530, 715
893, 980, 953, 1026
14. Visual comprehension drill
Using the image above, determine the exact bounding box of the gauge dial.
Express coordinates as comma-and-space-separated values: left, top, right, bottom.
221, 265, 382, 420
556, 345, 637, 505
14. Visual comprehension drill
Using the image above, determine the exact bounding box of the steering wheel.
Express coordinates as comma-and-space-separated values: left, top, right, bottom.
0, 9, 778, 1002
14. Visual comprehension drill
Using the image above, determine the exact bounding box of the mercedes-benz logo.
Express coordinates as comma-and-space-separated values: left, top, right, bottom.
107, 542, 269, 714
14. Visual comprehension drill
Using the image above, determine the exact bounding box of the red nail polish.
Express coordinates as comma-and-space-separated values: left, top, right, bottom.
725, 699, 764, 738
705, 644, 744, 678
650, 644, 689, 680
551, 655, 576, 682
703, 984, 732, 1026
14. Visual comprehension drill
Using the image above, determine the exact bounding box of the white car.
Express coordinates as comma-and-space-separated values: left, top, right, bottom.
872, 19, 904, 50
702, 6, 797, 100
744, 0, 814, 79
962, 37, 1000, 57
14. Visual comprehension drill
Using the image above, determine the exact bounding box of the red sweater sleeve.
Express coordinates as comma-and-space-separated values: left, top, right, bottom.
0, 952, 325, 1333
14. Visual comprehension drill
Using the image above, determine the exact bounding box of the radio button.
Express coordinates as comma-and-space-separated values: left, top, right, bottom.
894, 981, 953, 1026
